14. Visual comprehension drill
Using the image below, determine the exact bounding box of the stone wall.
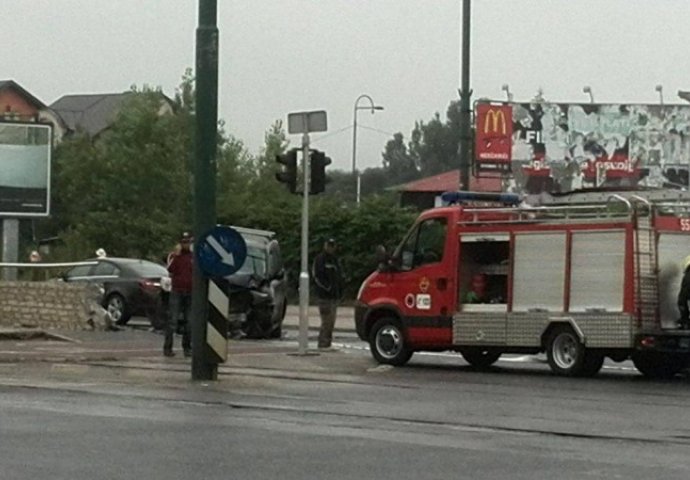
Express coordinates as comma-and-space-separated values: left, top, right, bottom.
0, 281, 91, 330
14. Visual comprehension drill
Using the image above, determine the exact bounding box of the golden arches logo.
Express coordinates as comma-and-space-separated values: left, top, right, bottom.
483, 109, 507, 135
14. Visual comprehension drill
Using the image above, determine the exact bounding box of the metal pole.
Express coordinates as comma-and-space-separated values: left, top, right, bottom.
356, 174, 361, 204
298, 133, 311, 354
1, 219, 19, 281
458, 0, 472, 191
351, 105, 358, 204
191, 0, 219, 381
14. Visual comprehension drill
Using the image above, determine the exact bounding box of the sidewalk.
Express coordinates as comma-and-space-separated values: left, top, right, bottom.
0, 304, 365, 387
0, 320, 374, 383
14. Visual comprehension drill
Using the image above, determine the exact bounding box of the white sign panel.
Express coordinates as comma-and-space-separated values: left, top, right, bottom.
287, 110, 328, 134
0, 122, 51, 216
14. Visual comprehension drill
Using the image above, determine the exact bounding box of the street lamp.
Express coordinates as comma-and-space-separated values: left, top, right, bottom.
583, 86, 594, 103
501, 84, 513, 102
655, 84, 664, 105
352, 94, 384, 204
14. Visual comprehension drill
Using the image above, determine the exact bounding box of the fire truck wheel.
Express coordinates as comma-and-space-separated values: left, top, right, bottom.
632, 352, 686, 379
460, 348, 501, 369
546, 326, 586, 376
369, 318, 413, 366
580, 352, 604, 377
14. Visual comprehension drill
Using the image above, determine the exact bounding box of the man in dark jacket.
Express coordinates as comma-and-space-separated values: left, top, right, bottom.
165, 232, 193, 357
312, 238, 343, 349
678, 256, 690, 330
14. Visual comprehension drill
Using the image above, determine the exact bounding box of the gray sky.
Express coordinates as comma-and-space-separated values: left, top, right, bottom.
3, 1, 690, 171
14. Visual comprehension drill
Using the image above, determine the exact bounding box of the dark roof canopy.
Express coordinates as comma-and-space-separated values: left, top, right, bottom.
50, 92, 134, 137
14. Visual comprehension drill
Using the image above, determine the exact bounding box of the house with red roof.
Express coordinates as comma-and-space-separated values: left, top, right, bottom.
392, 170, 503, 209
0, 80, 65, 141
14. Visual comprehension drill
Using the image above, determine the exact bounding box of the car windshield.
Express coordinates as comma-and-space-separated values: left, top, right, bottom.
236, 245, 267, 276
125, 260, 168, 277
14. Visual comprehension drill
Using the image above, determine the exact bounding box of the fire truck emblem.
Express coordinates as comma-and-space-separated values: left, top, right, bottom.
416, 294, 431, 310
419, 277, 430, 293
404, 293, 415, 309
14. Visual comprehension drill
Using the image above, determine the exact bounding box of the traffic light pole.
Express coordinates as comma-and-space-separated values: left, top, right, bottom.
192, 0, 218, 381
298, 133, 310, 354
458, 0, 472, 191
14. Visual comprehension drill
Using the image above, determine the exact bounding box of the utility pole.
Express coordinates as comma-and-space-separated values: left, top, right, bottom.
298, 133, 310, 354
286, 110, 328, 354
191, 0, 219, 380
458, 0, 472, 191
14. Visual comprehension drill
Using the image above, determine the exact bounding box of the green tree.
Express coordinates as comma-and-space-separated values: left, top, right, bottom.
309, 194, 416, 298
382, 132, 418, 183
52, 89, 193, 259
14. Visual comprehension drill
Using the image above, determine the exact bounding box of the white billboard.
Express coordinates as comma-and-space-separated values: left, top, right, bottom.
0, 121, 51, 216
474, 101, 690, 194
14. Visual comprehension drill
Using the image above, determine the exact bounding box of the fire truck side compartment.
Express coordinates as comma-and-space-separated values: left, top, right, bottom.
453, 228, 635, 349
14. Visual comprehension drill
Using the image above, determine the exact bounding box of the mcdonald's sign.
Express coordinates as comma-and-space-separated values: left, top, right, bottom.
484, 108, 507, 135
475, 103, 513, 171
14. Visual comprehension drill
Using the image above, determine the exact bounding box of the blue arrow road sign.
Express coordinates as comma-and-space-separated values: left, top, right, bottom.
195, 226, 247, 278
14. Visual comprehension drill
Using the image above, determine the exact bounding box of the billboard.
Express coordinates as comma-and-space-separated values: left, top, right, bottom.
0, 121, 51, 216
474, 101, 690, 194
475, 103, 512, 171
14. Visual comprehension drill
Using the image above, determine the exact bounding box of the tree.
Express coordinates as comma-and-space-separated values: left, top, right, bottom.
381, 132, 418, 184
309, 194, 416, 297
51, 89, 194, 259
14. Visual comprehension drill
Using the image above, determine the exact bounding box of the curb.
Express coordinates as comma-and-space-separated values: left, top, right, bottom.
0, 328, 77, 342
282, 324, 356, 334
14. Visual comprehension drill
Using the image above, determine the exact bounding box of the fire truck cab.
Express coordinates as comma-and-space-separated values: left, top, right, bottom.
355, 191, 690, 378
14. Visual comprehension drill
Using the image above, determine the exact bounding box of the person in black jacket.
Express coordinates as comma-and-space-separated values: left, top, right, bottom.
312, 238, 343, 349
678, 256, 690, 330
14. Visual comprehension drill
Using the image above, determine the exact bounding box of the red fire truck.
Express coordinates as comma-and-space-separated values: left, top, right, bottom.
355, 191, 690, 378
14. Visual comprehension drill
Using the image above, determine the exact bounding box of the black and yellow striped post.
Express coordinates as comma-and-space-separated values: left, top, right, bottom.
194, 225, 247, 379
206, 278, 230, 362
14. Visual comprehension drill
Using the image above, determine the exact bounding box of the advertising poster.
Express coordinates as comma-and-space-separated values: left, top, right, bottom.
475, 103, 513, 171
474, 101, 690, 194
0, 122, 51, 216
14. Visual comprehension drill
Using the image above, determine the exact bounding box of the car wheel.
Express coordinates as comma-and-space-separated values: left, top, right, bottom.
106, 293, 131, 325
580, 352, 605, 377
269, 325, 282, 339
546, 326, 586, 376
242, 320, 268, 340
242, 315, 269, 339
461, 348, 501, 369
369, 318, 413, 366
269, 303, 287, 339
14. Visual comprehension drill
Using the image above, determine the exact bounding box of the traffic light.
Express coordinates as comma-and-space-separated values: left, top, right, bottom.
310, 149, 332, 194
275, 148, 299, 193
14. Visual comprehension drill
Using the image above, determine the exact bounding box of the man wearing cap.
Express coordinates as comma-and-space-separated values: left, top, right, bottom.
312, 238, 343, 349
165, 232, 193, 357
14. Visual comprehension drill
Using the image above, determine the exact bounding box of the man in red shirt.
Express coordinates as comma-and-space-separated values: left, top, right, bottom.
164, 232, 193, 357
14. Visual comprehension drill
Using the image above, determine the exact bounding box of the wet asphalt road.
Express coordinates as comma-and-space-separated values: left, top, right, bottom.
1, 326, 690, 479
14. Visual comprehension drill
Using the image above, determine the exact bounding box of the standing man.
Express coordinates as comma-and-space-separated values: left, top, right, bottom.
312, 238, 343, 350
165, 232, 193, 357
28, 250, 42, 281
678, 255, 690, 330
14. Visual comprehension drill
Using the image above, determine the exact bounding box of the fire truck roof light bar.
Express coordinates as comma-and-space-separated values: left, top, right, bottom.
442, 191, 521, 206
